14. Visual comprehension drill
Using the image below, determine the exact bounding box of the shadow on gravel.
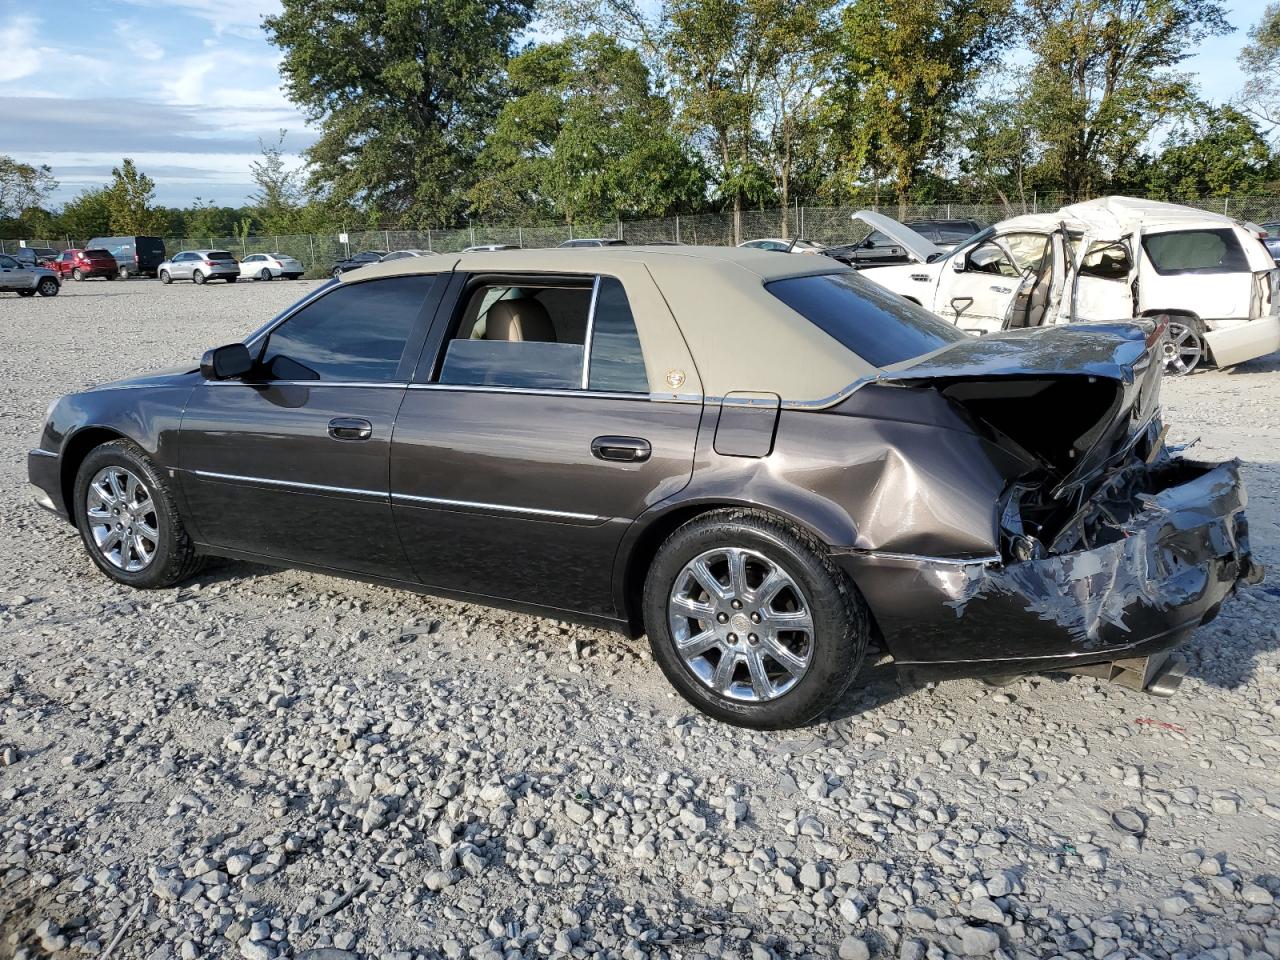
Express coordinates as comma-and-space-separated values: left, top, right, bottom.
1222, 353, 1280, 376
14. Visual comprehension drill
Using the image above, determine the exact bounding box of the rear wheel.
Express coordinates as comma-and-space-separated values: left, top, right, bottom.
72, 268, 83, 281
1163, 318, 1205, 376
331, 266, 343, 279
118, 267, 131, 279
225, 276, 237, 283
73, 440, 203, 589
193, 270, 206, 285
259, 268, 271, 281
643, 509, 868, 729
36, 278, 58, 297
159, 270, 171, 284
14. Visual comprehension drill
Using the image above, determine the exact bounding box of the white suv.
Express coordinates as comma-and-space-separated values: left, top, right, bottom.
860, 197, 1280, 374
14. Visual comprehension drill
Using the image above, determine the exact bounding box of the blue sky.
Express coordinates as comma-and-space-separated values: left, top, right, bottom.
0, 0, 1265, 209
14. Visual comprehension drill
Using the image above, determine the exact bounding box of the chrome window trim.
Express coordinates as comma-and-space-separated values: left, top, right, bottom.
202, 380, 410, 389
391, 492, 606, 522
841, 548, 1002, 567
580, 274, 602, 389
407, 382, 658, 401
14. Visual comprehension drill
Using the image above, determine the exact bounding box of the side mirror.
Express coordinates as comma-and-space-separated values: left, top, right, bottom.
200, 343, 253, 380
951, 254, 967, 273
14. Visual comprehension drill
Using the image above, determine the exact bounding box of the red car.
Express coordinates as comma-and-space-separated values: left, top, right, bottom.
53, 248, 120, 281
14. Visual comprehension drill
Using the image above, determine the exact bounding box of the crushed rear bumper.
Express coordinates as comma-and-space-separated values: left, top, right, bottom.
838, 459, 1261, 683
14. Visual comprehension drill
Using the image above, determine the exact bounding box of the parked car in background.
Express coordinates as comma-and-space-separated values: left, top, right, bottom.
330, 250, 388, 278
28, 247, 1259, 728
158, 250, 239, 285
822, 231, 915, 268
904, 218, 984, 252
0, 254, 60, 296
87, 236, 166, 278
11, 246, 59, 268
379, 249, 438, 262
240, 253, 305, 281
53, 249, 119, 281
860, 197, 1280, 374
463, 244, 520, 252
738, 238, 826, 254
558, 238, 627, 248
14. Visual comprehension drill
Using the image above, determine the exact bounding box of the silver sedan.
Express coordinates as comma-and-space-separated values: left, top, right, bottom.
0, 254, 60, 296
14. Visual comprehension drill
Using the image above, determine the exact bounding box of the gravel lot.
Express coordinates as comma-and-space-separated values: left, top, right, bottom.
2, 279, 1278, 960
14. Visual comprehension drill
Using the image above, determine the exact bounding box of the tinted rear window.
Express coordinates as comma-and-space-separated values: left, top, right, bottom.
766, 271, 969, 367
1142, 229, 1249, 275
208, 251, 234, 261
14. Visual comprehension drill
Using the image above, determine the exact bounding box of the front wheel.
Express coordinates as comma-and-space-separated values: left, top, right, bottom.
159, 270, 171, 284
193, 270, 206, 285
643, 509, 868, 729
73, 440, 203, 589
36, 278, 58, 297
18, 289, 35, 297
330, 266, 343, 279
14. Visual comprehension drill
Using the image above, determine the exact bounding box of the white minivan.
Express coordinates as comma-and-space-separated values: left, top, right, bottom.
860, 197, 1280, 374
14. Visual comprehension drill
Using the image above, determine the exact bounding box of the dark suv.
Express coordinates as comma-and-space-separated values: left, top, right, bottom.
87, 236, 167, 279
903, 218, 984, 251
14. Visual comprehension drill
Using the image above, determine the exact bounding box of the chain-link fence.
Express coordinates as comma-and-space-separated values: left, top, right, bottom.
7, 195, 1280, 279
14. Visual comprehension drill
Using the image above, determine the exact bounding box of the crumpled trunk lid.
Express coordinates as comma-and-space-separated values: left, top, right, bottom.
882, 321, 1164, 498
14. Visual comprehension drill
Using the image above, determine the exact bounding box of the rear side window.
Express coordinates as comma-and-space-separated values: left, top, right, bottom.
588, 277, 648, 392
1142, 229, 1249, 275
766, 270, 969, 367
261, 275, 433, 381
85, 249, 112, 257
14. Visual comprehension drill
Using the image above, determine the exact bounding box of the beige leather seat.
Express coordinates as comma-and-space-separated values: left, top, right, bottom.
485, 299, 556, 342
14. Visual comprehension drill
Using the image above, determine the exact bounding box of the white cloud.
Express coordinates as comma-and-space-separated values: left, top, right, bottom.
115, 23, 165, 62
119, 0, 282, 40
0, 16, 46, 82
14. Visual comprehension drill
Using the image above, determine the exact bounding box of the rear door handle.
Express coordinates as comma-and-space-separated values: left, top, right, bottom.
328, 417, 372, 441
591, 436, 651, 462
990, 285, 1012, 294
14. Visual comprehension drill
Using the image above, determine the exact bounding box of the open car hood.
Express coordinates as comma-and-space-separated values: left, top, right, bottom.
851, 211, 942, 264
882, 323, 1163, 498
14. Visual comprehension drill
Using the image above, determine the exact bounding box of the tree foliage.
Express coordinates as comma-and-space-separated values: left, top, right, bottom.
104, 159, 165, 234
0, 156, 58, 221
1022, 0, 1231, 197
829, 0, 1011, 215
250, 131, 302, 234
265, 0, 534, 227
1240, 3, 1280, 138
471, 35, 707, 224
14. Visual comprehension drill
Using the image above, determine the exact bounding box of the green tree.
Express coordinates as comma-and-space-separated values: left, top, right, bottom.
958, 79, 1044, 212
59, 188, 113, 240
1141, 106, 1278, 199
105, 159, 164, 234
470, 35, 707, 224
829, 0, 1012, 217
1023, 0, 1231, 198
265, 0, 534, 227
1240, 3, 1280, 138
250, 131, 301, 234
0, 155, 58, 221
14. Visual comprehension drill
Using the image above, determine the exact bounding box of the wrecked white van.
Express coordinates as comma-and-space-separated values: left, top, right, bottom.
860, 197, 1280, 374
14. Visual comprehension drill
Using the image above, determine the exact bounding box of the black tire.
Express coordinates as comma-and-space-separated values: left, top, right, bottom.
73, 440, 203, 589
643, 508, 868, 729
193, 270, 206, 285
18, 289, 35, 297
259, 268, 271, 281
225, 276, 237, 284
330, 266, 343, 279
159, 270, 171, 284
72, 268, 83, 281
36, 278, 58, 297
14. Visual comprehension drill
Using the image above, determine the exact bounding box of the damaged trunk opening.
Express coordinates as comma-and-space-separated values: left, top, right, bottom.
860, 323, 1263, 693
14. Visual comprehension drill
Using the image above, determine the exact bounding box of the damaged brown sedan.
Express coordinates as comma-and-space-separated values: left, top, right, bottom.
28, 248, 1262, 728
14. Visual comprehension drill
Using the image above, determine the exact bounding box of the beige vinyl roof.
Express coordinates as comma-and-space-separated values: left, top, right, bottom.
342, 245, 879, 402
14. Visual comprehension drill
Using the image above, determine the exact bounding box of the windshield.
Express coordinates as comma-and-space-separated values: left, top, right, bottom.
766, 270, 969, 367
939, 226, 995, 263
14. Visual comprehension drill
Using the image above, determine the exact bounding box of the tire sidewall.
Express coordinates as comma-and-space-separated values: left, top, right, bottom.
193, 270, 205, 285
160, 270, 171, 284
73, 443, 185, 589
643, 513, 865, 729
37, 279, 57, 296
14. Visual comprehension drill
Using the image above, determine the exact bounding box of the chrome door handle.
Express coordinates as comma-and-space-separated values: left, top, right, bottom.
990, 285, 1012, 294
328, 417, 372, 441
591, 436, 651, 462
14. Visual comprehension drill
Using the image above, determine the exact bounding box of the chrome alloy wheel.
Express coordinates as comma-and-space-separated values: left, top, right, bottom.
1162, 321, 1203, 376
86, 466, 159, 572
668, 547, 814, 702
